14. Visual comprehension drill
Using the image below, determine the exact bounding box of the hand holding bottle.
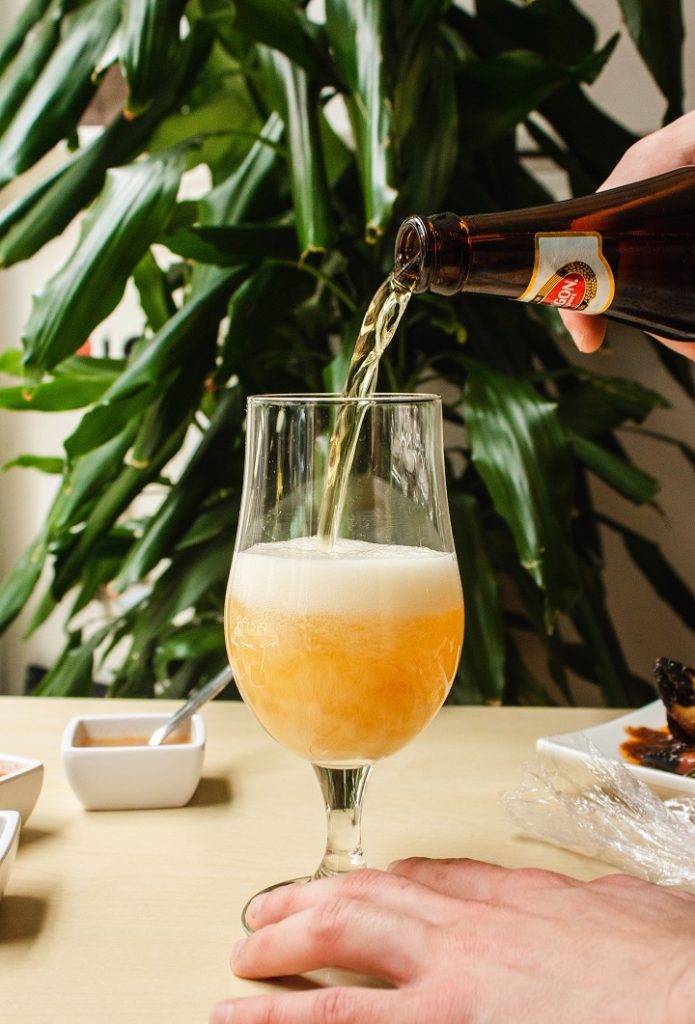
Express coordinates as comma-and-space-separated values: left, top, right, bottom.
561, 110, 695, 361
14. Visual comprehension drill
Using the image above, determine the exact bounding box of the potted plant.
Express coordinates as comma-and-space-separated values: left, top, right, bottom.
0, 0, 692, 705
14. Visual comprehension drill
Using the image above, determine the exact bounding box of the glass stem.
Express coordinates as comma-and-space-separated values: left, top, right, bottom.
312, 764, 373, 878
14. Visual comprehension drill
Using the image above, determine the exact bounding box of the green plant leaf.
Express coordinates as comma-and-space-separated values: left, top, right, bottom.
0, 0, 63, 140
570, 432, 659, 504
0, 348, 23, 376
199, 111, 284, 226
53, 324, 217, 598
448, 493, 506, 704
617, 0, 684, 121
22, 148, 189, 379
64, 268, 238, 458
48, 421, 139, 533
325, 0, 397, 239
113, 385, 244, 590
230, 0, 332, 84
0, 0, 53, 78
162, 222, 298, 265
0, 534, 48, 633
0, 0, 121, 187
462, 359, 580, 626
0, 376, 112, 410
396, 36, 459, 214
260, 47, 336, 256
153, 621, 223, 678
33, 626, 108, 696
68, 530, 134, 617
121, 0, 188, 117
0, 26, 213, 268
558, 374, 669, 436
132, 250, 178, 332
456, 49, 607, 153
3, 454, 63, 473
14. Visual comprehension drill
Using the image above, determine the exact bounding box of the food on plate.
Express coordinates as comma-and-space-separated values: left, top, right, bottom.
620, 658, 695, 776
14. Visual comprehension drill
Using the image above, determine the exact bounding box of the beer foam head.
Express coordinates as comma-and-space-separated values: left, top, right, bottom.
229, 537, 461, 616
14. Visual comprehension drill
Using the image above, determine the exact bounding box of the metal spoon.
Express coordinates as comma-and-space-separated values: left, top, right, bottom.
148, 666, 233, 746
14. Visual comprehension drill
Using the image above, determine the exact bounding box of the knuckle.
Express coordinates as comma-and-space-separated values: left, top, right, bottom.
309, 897, 351, 946
315, 987, 355, 1024
340, 867, 391, 899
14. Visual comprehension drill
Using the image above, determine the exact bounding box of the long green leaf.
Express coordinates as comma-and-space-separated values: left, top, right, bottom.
153, 621, 223, 678
3, 454, 63, 473
557, 374, 669, 436
325, 0, 397, 239
462, 359, 580, 625
121, 0, 187, 118
0, 0, 121, 187
199, 112, 284, 227
0, 353, 119, 410
53, 326, 217, 598
0, 535, 47, 633
617, 0, 684, 121
132, 250, 178, 332
162, 223, 298, 265
570, 432, 659, 505
33, 627, 108, 696
0, 0, 53, 78
64, 268, 238, 458
456, 46, 617, 154
0, 0, 62, 140
113, 386, 243, 590
260, 47, 335, 256
0, 25, 213, 268
392, 2, 460, 213
231, 0, 333, 84
448, 493, 505, 704
48, 421, 140, 533
22, 148, 188, 378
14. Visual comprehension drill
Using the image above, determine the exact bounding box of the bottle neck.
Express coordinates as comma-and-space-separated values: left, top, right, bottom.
394, 213, 472, 295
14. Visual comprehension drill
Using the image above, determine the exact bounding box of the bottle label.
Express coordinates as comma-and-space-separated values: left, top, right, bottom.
518, 232, 615, 314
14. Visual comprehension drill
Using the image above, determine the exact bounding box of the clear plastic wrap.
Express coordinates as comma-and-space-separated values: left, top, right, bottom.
501, 738, 695, 886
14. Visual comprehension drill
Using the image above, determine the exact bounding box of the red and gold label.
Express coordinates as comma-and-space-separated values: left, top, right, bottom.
518, 232, 614, 314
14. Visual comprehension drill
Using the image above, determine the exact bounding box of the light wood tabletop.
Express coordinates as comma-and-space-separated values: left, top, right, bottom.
0, 696, 619, 1023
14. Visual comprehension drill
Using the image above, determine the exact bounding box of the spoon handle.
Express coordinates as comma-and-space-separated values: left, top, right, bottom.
148, 666, 233, 746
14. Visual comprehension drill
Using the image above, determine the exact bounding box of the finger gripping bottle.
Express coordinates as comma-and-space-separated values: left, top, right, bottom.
394, 167, 695, 341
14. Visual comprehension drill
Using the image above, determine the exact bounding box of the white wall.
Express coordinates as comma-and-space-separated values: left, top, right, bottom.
1, 1, 694, 697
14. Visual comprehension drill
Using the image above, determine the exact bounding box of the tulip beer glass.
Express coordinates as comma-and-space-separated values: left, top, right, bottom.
224, 394, 464, 925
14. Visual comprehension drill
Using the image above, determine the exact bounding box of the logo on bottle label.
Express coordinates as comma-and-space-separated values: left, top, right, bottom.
518, 232, 614, 314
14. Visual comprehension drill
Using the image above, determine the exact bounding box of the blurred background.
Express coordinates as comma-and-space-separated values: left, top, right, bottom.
0, 0, 694, 699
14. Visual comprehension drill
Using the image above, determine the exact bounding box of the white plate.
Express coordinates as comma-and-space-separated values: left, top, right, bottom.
0, 754, 44, 824
0, 810, 21, 900
536, 700, 695, 799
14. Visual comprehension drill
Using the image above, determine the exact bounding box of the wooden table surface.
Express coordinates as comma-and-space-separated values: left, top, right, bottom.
0, 697, 619, 1023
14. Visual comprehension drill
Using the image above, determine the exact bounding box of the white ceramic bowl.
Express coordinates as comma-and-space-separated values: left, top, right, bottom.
61, 713, 206, 810
0, 754, 44, 823
0, 810, 21, 900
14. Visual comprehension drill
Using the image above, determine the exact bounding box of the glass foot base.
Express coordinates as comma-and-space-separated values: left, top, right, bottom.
241, 876, 312, 935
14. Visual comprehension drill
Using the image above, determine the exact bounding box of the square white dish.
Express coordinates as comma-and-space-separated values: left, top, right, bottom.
0, 754, 44, 823
62, 712, 205, 810
536, 700, 695, 798
0, 810, 21, 900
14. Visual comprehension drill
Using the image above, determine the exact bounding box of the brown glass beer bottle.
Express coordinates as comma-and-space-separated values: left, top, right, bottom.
394, 166, 695, 341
